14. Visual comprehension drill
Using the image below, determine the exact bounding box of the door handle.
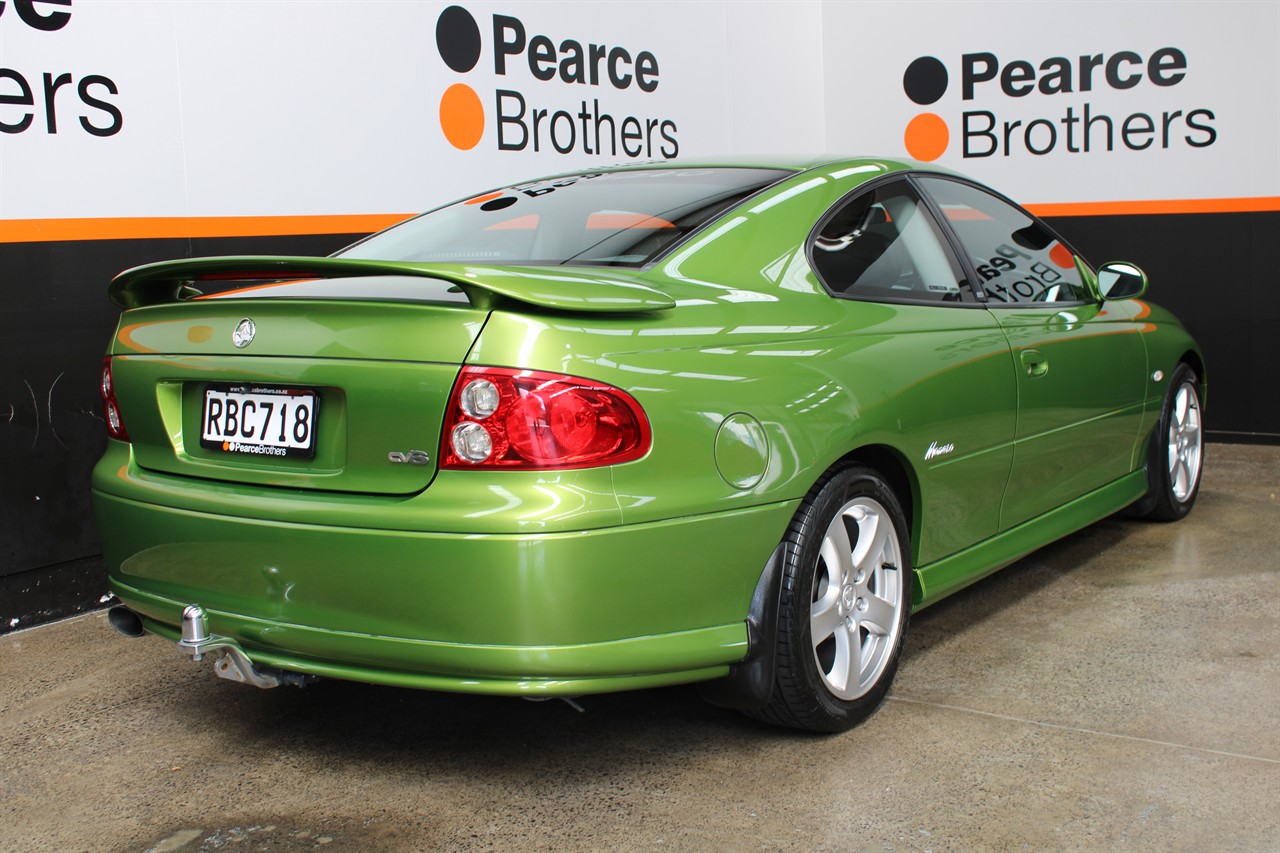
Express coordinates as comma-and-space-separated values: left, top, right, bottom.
1020, 348, 1049, 378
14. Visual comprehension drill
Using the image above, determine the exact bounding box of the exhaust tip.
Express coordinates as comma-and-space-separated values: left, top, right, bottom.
108, 606, 145, 638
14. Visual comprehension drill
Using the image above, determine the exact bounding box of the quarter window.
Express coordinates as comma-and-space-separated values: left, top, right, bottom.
810, 180, 972, 304
916, 177, 1091, 304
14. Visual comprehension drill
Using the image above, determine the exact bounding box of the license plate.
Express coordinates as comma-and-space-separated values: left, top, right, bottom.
200, 384, 318, 458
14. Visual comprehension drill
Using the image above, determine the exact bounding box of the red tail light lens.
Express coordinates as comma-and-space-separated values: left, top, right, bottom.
100, 356, 130, 441
442, 367, 650, 470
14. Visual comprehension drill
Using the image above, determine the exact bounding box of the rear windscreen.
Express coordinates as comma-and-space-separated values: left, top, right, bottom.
337, 168, 793, 267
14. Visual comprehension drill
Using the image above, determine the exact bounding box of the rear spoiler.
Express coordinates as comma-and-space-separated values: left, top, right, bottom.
108, 256, 676, 313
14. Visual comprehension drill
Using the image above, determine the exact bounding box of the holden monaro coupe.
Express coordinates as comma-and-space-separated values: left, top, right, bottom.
95, 157, 1203, 731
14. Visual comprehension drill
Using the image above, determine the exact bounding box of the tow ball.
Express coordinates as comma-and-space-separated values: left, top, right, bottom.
176, 605, 314, 689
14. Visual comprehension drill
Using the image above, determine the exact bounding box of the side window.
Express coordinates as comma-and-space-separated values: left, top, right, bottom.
810, 180, 973, 304
916, 177, 1090, 304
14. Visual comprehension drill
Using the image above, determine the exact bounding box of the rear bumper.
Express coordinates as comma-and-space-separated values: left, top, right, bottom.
118, 585, 744, 695
95, 481, 798, 695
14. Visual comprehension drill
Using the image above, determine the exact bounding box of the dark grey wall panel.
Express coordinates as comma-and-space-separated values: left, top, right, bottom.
1046, 210, 1278, 439
0, 234, 361, 632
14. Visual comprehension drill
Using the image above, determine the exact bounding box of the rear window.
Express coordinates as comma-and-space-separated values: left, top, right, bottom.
337, 168, 793, 267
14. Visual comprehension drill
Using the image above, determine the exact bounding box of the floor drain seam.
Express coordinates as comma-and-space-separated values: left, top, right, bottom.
887, 695, 1280, 765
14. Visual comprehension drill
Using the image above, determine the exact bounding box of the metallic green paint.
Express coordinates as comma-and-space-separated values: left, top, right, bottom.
93, 157, 1203, 703
97, 464, 792, 689
990, 299, 1149, 527
914, 470, 1148, 605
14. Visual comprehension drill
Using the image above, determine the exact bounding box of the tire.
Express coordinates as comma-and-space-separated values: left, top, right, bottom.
749, 465, 912, 732
1137, 363, 1204, 522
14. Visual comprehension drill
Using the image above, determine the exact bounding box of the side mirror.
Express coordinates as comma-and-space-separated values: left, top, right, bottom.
1096, 261, 1147, 301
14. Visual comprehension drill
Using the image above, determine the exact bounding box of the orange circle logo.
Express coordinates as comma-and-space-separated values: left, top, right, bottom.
440, 83, 485, 150
904, 112, 949, 162
1049, 243, 1076, 268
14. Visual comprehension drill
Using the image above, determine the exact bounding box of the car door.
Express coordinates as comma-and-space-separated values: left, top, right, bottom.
914, 176, 1147, 529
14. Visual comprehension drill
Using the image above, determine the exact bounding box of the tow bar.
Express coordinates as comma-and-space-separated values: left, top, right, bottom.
176, 604, 314, 689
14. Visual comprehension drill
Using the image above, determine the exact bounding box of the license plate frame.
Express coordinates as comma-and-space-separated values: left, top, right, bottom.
200, 383, 319, 459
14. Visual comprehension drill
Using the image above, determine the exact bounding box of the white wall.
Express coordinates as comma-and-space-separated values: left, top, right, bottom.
819, 0, 1279, 206
0, 0, 1274, 224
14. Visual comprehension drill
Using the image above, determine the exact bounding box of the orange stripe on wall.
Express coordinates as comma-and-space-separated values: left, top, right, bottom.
0, 213, 415, 244
1025, 197, 1280, 217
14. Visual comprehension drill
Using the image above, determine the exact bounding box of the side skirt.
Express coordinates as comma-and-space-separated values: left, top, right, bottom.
912, 469, 1147, 608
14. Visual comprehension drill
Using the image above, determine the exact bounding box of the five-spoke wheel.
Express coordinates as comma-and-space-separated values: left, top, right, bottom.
1166, 376, 1203, 504
809, 496, 905, 701
1139, 363, 1204, 521
752, 465, 911, 732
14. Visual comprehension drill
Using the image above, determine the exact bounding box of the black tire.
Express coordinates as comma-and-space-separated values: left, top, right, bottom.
1137, 363, 1204, 522
749, 465, 912, 732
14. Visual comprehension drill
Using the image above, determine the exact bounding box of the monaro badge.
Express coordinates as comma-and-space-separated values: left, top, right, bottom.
232, 318, 256, 348
924, 441, 955, 461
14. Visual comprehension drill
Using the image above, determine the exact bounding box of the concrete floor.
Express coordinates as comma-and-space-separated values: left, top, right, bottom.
2, 443, 1277, 852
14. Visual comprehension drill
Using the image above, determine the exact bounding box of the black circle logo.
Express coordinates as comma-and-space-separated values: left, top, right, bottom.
437, 5, 481, 73
903, 56, 948, 106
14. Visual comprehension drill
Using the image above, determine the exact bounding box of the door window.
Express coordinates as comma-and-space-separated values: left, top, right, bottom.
916, 177, 1091, 304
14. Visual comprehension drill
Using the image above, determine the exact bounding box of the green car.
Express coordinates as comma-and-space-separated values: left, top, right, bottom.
94, 157, 1204, 732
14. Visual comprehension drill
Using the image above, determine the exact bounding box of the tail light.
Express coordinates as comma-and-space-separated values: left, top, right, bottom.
441, 367, 650, 470
100, 356, 129, 441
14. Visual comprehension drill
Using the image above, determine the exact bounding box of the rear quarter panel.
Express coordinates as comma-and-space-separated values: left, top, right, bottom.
468, 275, 1017, 567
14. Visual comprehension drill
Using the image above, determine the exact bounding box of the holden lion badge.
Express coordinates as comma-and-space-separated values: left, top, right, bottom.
232, 318, 256, 348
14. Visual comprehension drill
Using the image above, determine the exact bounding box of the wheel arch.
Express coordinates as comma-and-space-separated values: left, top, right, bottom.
1138, 346, 1207, 467
699, 441, 923, 712
1129, 356, 1206, 521
834, 443, 922, 599
1179, 349, 1206, 404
